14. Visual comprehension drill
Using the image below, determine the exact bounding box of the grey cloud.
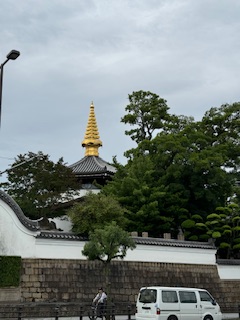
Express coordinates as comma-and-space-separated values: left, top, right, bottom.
0, 0, 239, 176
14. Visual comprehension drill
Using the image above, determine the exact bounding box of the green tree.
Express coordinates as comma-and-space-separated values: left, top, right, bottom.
178, 103, 240, 237
82, 222, 136, 295
105, 100, 239, 240
104, 125, 232, 237
0, 151, 79, 219
206, 204, 240, 259
234, 181, 240, 207
82, 222, 136, 263
182, 204, 240, 258
103, 154, 175, 237
121, 90, 170, 144
67, 192, 128, 236
200, 103, 240, 171
150, 123, 234, 217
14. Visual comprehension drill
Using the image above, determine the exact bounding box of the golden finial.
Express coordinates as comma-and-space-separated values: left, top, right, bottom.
82, 102, 102, 156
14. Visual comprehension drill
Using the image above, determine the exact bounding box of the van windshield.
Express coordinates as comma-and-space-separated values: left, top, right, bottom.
199, 291, 215, 303
139, 289, 157, 303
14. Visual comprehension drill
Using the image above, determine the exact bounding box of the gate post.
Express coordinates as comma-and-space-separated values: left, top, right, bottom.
18, 305, 22, 320
79, 305, 83, 320
55, 306, 59, 320
127, 304, 131, 320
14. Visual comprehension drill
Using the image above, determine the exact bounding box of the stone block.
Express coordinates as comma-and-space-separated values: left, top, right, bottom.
0, 287, 20, 302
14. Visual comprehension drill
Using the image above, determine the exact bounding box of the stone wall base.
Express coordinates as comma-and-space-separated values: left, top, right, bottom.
0, 287, 21, 302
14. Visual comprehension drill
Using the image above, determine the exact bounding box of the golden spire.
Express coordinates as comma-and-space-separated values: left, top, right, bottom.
82, 102, 102, 156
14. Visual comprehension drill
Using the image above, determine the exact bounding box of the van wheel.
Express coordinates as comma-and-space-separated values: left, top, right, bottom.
204, 316, 213, 320
168, 316, 178, 320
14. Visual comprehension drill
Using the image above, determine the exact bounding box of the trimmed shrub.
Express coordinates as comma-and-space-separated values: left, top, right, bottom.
0, 256, 21, 287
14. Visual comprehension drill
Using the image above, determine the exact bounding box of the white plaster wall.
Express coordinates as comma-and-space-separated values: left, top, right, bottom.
34, 239, 216, 265
217, 265, 240, 280
1, 196, 239, 281
0, 199, 38, 257
125, 244, 216, 265
33, 240, 216, 265
35, 238, 86, 259
0, 198, 217, 264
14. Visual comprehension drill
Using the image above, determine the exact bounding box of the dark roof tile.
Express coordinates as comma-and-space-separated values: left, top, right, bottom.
0, 190, 40, 231
69, 156, 116, 175
132, 236, 215, 249
217, 259, 240, 265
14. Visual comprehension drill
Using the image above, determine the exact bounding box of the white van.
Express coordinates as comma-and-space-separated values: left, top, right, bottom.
135, 286, 222, 320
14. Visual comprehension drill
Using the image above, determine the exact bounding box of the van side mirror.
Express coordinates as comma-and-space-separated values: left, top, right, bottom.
212, 300, 217, 305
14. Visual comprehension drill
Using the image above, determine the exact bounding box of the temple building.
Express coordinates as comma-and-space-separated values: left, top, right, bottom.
69, 102, 117, 194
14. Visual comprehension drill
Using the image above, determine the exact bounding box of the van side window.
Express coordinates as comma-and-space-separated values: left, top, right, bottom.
162, 291, 178, 303
179, 291, 197, 303
139, 289, 157, 303
199, 291, 213, 302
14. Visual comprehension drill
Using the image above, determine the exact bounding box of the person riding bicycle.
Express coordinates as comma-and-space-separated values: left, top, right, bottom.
93, 287, 107, 318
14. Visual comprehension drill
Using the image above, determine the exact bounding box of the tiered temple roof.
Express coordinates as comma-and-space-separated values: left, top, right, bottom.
69, 102, 116, 185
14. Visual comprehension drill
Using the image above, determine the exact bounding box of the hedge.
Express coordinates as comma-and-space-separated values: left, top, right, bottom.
0, 256, 21, 287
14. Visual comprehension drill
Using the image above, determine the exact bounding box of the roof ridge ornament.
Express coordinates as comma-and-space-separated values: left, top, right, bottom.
82, 102, 102, 156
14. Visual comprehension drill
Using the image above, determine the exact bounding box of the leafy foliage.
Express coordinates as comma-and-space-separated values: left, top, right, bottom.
82, 221, 136, 296
0, 256, 21, 287
0, 151, 79, 219
181, 219, 196, 229
103, 154, 175, 237
104, 95, 239, 248
121, 90, 170, 143
181, 204, 240, 258
82, 222, 136, 264
68, 192, 128, 236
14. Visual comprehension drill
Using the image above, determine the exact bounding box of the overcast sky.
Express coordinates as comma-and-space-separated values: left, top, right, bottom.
0, 0, 239, 176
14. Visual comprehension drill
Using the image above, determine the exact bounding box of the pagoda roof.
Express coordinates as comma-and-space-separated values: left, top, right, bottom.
69, 155, 116, 177
82, 102, 102, 156
69, 102, 117, 179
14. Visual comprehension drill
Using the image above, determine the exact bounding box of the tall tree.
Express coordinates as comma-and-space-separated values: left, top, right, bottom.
201, 103, 240, 170
82, 222, 136, 295
104, 100, 239, 240
67, 192, 128, 236
121, 90, 170, 144
150, 124, 234, 217
103, 154, 175, 237
0, 151, 79, 219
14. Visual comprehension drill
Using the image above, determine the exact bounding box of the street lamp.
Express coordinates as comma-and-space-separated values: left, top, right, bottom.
0, 49, 20, 127
0, 153, 41, 176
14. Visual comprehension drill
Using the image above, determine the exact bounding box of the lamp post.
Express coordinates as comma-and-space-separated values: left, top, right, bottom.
0, 153, 40, 176
0, 49, 20, 127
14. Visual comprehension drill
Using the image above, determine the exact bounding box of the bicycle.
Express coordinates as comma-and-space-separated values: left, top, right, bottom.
88, 302, 106, 320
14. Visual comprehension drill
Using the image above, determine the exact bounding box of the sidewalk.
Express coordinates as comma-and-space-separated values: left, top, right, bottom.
22, 314, 240, 320
24, 316, 135, 320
